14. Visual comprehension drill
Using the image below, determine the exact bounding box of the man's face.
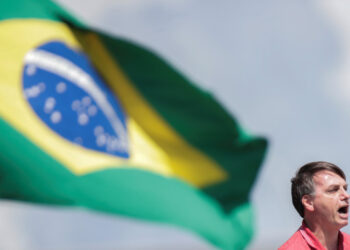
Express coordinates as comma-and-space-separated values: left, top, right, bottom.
311, 170, 350, 230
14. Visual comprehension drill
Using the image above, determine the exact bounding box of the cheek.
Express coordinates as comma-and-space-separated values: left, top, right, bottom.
314, 196, 337, 212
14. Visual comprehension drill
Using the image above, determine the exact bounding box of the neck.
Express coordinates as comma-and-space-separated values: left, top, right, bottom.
304, 219, 339, 250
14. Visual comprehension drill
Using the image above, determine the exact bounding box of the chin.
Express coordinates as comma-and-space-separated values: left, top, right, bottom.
337, 220, 348, 229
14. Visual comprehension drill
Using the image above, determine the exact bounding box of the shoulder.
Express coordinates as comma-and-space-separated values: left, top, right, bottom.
279, 230, 309, 250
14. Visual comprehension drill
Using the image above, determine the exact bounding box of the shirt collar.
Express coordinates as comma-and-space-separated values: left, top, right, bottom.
299, 220, 344, 250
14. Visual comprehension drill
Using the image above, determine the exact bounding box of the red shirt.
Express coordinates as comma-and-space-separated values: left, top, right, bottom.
279, 222, 350, 250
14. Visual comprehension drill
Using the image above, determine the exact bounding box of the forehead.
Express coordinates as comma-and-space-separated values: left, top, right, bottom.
313, 170, 346, 187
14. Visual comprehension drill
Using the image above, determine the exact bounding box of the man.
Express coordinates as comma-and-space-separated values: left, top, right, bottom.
279, 161, 350, 250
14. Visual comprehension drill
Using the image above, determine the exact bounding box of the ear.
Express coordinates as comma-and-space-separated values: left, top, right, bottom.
302, 194, 314, 212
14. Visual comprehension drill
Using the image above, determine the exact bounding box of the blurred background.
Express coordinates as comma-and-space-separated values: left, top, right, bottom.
2, 0, 350, 249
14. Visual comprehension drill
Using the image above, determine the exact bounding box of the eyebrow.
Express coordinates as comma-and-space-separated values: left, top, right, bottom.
327, 184, 348, 189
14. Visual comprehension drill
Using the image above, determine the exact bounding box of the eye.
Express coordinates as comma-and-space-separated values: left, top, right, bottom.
328, 187, 339, 193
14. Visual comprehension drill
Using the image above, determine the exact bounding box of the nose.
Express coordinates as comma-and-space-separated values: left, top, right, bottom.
342, 188, 350, 201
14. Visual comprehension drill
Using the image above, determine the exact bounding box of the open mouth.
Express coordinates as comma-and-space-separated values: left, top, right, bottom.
338, 205, 349, 215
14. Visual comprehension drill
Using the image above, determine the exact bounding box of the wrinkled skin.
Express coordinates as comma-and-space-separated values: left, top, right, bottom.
310, 170, 350, 231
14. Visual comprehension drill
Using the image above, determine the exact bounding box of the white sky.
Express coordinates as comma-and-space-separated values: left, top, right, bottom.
2, 0, 350, 249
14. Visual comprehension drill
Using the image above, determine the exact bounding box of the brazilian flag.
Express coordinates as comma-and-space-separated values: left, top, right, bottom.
0, 0, 267, 249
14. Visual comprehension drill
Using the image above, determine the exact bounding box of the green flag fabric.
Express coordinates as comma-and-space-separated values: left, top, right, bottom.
0, 0, 268, 249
